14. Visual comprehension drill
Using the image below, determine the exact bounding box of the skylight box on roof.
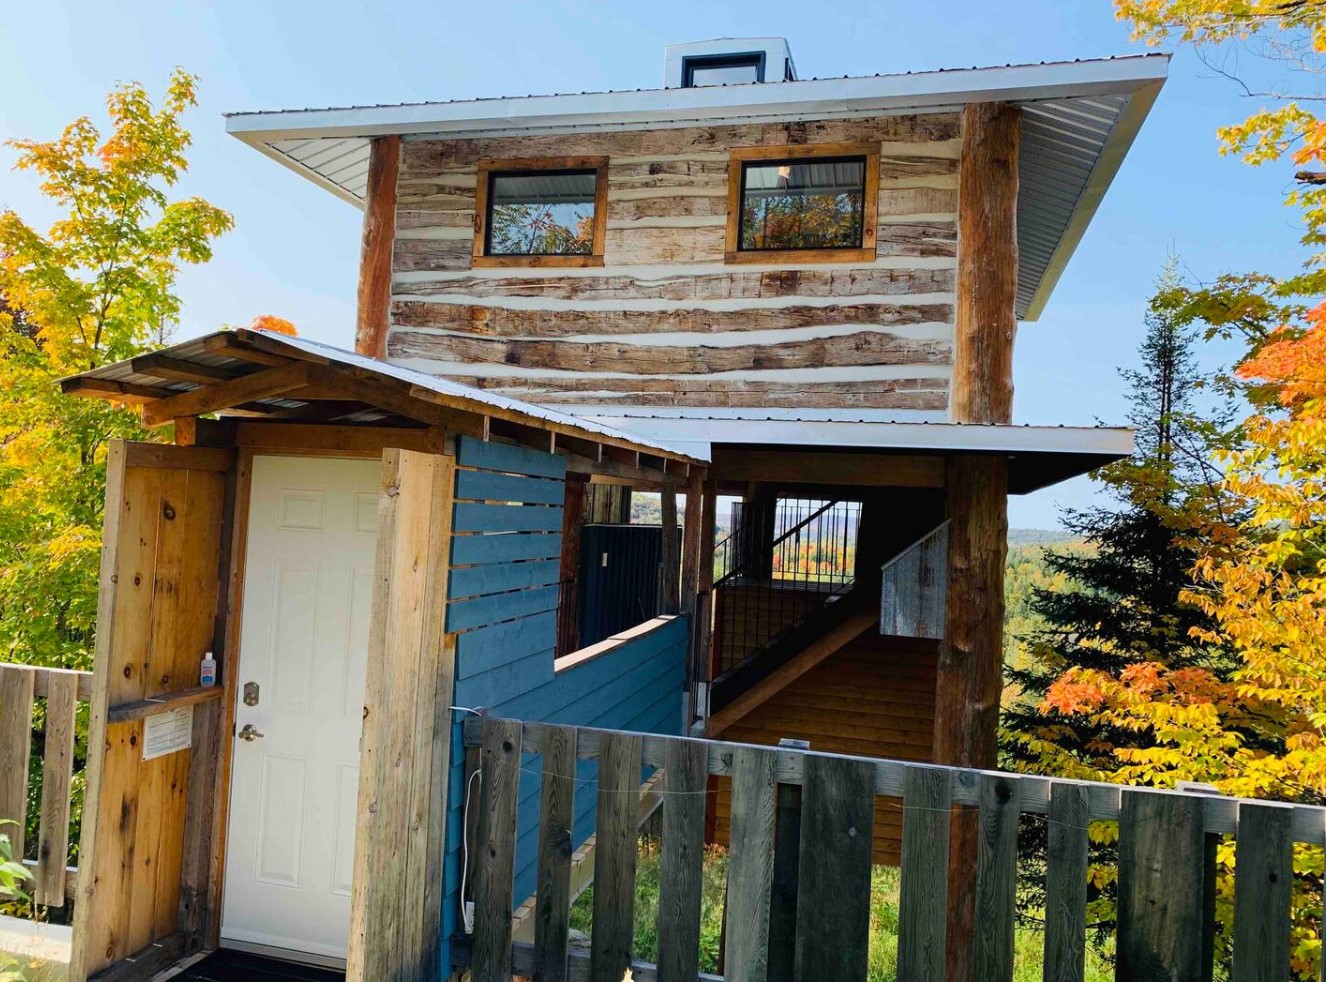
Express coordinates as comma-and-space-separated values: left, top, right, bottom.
664, 38, 796, 88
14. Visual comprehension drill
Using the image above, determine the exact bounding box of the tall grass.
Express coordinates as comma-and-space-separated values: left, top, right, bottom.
570, 836, 1112, 981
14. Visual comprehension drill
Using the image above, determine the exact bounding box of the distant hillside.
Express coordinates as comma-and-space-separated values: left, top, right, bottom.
1009, 528, 1081, 548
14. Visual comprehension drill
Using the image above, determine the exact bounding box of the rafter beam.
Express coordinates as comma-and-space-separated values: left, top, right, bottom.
61, 377, 177, 404
140, 363, 313, 427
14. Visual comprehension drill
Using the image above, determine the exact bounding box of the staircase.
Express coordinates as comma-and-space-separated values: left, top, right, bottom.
706, 500, 951, 732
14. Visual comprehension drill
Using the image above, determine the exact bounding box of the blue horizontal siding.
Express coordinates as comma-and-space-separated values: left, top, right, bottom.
448, 558, 561, 601
456, 469, 565, 505
439, 436, 688, 977
454, 502, 563, 533
451, 531, 560, 567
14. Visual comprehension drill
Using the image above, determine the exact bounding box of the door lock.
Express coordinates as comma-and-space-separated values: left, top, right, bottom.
243, 681, 260, 707
237, 723, 265, 742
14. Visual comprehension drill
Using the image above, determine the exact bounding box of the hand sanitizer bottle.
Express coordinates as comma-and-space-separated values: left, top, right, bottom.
200, 652, 217, 688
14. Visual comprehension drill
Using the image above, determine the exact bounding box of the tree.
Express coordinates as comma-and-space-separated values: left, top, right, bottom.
0, 69, 232, 670
1001, 259, 1237, 950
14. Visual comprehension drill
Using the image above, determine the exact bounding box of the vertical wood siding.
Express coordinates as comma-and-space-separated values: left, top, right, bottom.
441, 437, 688, 971
386, 116, 959, 414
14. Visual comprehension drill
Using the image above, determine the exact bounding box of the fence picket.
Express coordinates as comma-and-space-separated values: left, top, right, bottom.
591, 731, 641, 982
794, 753, 876, 981
1043, 783, 1088, 982
36, 671, 78, 906
473, 717, 522, 982
534, 724, 576, 982
1118, 790, 1207, 981
656, 738, 708, 982
896, 766, 951, 982
974, 773, 1020, 981
0, 666, 35, 860
1233, 802, 1293, 982
725, 746, 777, 982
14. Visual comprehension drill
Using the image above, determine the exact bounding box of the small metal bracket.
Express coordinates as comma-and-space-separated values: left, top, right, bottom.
242, 681, 260, 707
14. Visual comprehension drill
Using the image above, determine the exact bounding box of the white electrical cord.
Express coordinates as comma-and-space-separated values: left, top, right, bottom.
460, 766, 481, 934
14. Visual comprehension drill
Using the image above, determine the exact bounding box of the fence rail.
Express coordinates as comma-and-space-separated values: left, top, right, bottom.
458, 716, 1326, 982
0, 662, 91, 909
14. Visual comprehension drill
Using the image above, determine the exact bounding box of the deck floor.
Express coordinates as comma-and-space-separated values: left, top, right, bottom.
170, 950, 345, 981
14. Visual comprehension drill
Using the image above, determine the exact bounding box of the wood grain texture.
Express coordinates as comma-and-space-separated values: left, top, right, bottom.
387, 114, 959, 414
724, 746, 778, 982
390, 328, 949, 375
656, 738, 708, 982
472, 717, 523, 982
35, 670, 78, 906
660, 485, 680, 615
0, 666, 35, 859
897, 766, 951, 982
357, 135, 401, 358
767, 779, 801, 982
1117, 790, 1207, 982
534, 724, 576, 982
390, 299, 952, 338
591, 731, 642, 982
793, 752, 876, 981
1233, 802, 1293, 982
1043, 783, 1089, 982
952, 102, 1019, 424
973, 773, 1020, 981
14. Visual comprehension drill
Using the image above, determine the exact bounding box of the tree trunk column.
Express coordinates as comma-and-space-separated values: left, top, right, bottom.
941, 100, 1019, 982
355, 135, 400, 359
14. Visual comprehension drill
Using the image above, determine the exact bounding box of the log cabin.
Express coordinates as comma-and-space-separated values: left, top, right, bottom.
40, 38, 1168, 982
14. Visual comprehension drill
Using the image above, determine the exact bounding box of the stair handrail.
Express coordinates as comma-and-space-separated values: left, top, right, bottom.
714, 497, 843, 588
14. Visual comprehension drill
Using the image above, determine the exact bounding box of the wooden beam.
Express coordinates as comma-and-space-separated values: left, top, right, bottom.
61, 376, 176, 403
200, 333, 297, 367
129, 353, 246, 385
311, 366, 487, 435
952, 102, 1020, 425
235, 421, 445, 457
356, 135, 401, 359
710, 448, 945, 488
705, 608, 877, 736
936, 453, 1009, 982
660, 483, 680, 615
140, 362, 313, 428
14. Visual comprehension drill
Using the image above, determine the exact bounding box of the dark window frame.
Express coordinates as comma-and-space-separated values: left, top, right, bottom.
681, 51, 766, 87
737, 154, 869, 253
472, 156, 609, 268
723, 143, 880, 264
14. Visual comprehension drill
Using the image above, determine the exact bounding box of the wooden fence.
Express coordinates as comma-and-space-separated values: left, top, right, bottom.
0, 662, 92, 909
457, 716, 1326, 982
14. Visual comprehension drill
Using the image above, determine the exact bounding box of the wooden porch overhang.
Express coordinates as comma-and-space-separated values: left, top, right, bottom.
61, 328, 707, 486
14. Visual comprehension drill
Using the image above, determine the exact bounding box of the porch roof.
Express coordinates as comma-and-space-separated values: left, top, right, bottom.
60, 329, 708, 472
576, 414, 1134, 494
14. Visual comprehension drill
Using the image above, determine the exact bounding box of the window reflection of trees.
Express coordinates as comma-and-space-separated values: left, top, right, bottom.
740, 189, 865, 251
489, 202, 595, 256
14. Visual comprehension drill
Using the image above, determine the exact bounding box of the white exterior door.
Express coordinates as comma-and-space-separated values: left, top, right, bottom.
221, 455, 381, 962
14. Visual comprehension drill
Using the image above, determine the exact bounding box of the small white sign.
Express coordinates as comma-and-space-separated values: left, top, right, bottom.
142, 706, 194, 761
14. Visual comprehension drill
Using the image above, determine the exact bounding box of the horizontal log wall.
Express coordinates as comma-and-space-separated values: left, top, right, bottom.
711, 634, 937, 865
387, 116, 959, 413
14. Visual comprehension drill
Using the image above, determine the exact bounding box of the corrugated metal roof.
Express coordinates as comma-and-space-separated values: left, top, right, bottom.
227, 54, 1168, 321
66, 330, 709, 464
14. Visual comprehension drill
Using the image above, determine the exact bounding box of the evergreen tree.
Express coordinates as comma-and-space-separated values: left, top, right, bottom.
1000, 259, 1238, 948
1003, 258, 1235, 775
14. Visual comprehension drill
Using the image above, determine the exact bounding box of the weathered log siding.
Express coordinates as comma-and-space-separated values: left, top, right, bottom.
387, 116, 959, 412
441, 437, 688, 972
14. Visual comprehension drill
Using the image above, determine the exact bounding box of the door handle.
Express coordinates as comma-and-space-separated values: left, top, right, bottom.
237, 723, 265, 742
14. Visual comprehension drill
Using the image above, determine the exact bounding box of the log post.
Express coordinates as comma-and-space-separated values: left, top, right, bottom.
355, 135, 401, 360
660, 482, 680, 615
557, 474, 589, 657
680, 471, 705, 723
940, 100, 1019, 982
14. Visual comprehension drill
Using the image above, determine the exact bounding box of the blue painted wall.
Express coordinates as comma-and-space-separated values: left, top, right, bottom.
439, 437, 688, 972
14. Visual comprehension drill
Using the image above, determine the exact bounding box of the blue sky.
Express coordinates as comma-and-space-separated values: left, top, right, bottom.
0, 0, 1309, 528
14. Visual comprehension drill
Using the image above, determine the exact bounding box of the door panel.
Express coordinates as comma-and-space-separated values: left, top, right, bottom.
221, 455, 380, 961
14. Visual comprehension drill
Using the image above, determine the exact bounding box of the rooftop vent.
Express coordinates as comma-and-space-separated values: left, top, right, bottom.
663, 38, 797, 89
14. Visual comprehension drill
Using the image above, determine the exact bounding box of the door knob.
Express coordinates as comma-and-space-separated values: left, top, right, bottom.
237, 723, 265, 742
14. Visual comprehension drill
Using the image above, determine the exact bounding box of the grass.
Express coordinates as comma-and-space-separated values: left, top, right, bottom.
570, 835, 1113, 981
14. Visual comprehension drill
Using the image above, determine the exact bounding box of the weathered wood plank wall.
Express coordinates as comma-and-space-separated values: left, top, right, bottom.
441, 437, 690, 973
386, 116, 959, 413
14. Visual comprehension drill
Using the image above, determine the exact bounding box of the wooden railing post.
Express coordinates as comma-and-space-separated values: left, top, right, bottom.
0, 666, 35, 859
